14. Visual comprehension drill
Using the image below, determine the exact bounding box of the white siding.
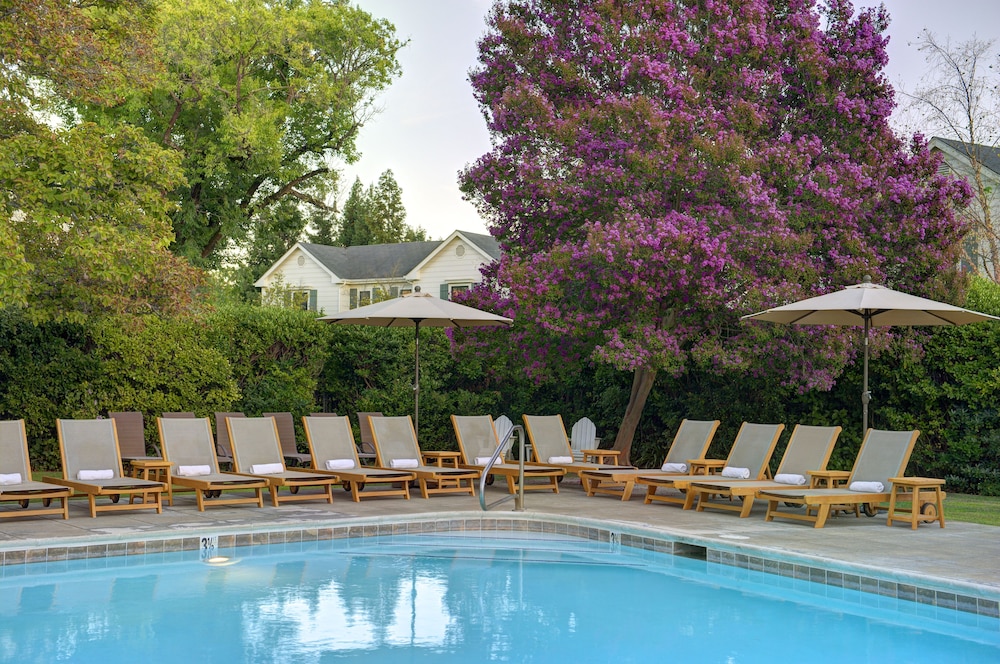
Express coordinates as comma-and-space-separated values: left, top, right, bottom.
258, 248, 339, 313
411, 237, 492, 299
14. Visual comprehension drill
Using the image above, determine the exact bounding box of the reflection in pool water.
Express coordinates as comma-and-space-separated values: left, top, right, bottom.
0, 533, 997, 663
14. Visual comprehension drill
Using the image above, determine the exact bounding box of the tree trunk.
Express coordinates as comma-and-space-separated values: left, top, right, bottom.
611, 366, 657, 465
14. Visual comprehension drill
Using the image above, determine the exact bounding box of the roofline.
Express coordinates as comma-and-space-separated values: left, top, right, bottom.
929, 136, 1000, 181
405, 230, 496, 278
253, 242, 341, 288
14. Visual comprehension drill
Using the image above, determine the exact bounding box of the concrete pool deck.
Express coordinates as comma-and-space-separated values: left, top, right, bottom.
1, 478, 998, 611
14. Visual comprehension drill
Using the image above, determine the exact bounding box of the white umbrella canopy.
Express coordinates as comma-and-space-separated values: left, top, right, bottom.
319, 287, 513, 435
743, 277, 1000, 434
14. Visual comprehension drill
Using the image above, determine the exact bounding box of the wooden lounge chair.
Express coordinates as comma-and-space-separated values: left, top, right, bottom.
369, 415, 480, 498
356, 411, 382, 464
226, 416, 337, 506
156, 416, 268, 511
451, 415, 565, 493
760, 428, 921, 528
579, 419, 720, 501
638, 422, 785, 506
301, 415, 415, 501
213, 411, 244, 469
109, 411, 161, 463
48, 419, 165, 517
0, 419, 72, 520
685, 424, 842, 517
263, 411, 311, 467
522, 414, 634, 482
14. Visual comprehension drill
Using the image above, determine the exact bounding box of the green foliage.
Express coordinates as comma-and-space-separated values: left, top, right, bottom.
204, 304, 333, 417
335, 171, 427, 247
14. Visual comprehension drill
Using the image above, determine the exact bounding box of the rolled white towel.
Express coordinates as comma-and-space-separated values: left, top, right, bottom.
548, 456, 573, 464
661, 462, 688, 473
177, 465, 212, 477
78, 469, 114, 481
0, 472, 23, 485
251, 463, 284, 475
474, 456, 494, 466
721, 466, 751, 479
391, 458, 419, 469
325, 459, 356, 470
774, 473, 807, 486
849, 481, 884, 493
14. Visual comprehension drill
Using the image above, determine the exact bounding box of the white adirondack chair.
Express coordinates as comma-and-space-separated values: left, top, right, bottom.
570, 417, 599, 461
494, 415, 515, 445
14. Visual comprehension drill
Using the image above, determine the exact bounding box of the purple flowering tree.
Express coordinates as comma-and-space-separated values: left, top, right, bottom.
459, 0, 969, 462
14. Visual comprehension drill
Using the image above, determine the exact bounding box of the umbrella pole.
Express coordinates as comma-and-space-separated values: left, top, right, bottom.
862, 315, 871, 436
414, 320, 420, 438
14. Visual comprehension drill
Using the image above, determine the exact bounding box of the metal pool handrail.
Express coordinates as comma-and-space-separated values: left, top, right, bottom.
479, 424, 526, 512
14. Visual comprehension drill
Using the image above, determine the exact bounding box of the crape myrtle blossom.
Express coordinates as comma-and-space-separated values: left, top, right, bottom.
454, 0, 970, 457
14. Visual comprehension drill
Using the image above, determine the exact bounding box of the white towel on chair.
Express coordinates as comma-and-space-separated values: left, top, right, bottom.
475, 456, 494, 466
774, 473, 807, 486
177, 465, 211, 477
849, 481, 884, 493
661, 462, 687, 473
721, 466, 750, 479
78, 469, 114, 481
391, 458, 419, 469
0, 473, 23, 485
325, 458, 356, 470
548, 456, 573, 464
251, 463, 284, 475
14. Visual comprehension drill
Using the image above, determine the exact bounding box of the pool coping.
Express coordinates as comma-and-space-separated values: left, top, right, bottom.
1, 511, 998, 621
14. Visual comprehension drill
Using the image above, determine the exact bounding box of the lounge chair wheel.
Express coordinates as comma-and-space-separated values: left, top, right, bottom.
290, 486, 299, 494
862, 502, 878, 517
110, 494, 120, 503
486, 475, 495, 486
342, 481, 352, 492
783, 502, 803, 508
43, 498, 52, 507
19, 500, 29, 509
557, 475, 563, 483
920, 502, 938, 518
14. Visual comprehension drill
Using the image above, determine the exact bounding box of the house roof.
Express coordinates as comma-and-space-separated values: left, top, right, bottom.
932, 136, 1000, 176
298, 231, 501, 281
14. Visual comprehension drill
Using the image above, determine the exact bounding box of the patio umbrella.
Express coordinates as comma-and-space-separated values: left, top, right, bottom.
319, 287, 512, 436
743, 276, 999, 434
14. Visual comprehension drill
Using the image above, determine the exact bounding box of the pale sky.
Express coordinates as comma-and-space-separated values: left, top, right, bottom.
346, 0, 1000, 241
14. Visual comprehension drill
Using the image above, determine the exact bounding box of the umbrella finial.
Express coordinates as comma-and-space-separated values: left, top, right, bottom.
863, 274, 873, 284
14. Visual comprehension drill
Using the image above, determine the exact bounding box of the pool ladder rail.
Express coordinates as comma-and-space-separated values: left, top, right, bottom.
479, 424, 526, 512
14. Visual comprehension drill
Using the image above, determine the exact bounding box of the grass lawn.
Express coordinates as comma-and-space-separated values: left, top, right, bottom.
940, 493, 1000, 526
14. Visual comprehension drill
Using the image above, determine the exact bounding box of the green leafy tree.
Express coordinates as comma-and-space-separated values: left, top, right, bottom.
86, 0, 405, 268
1, 0, 202, 323
335, 170, 426, 246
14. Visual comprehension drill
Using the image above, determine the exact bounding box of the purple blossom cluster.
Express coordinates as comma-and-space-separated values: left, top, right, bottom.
456, 0, 970, 389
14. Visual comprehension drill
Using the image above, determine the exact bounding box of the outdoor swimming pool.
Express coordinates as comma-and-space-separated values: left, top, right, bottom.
0, 532, 996, 663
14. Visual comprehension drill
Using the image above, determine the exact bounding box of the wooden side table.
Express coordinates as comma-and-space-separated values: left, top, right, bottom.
128, 459, 173, 506
688, 459, 726, 476
887, 477, 946, 529
582, 449, 621, 465
421, 451, 461, 468
807, 469, 856, 517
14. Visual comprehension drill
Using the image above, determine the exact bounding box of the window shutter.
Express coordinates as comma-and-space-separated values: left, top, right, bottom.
390, 286, 399, 298
440, 284, 449, 300
349, 288, 357, 309
308, 290, 317, 311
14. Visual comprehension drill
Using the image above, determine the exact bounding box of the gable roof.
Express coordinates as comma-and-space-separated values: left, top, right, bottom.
931, 136, 1000, 177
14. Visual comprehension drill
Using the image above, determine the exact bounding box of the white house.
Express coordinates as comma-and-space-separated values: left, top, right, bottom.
254, 230, 501, 313
929, 136, 1000, 277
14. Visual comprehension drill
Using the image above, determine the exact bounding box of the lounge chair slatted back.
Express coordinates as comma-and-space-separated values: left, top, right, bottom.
58, 419, 125, 480
370, 416, 420, 465
851, 429, 919, 486
157, 417, 220, 473
263, 411, 310, 466
774, 425, 841, 476
214, 412, 244, 459
109, 411, 156, 460
663, 419, 721, 465
452, 415, 500, 463
724, 422, 784, 479
227, 417, 284, 472
0, 420, 30, 478
302, 416, 360, 468
357, 411, 383, 455
523, 415, 573, 462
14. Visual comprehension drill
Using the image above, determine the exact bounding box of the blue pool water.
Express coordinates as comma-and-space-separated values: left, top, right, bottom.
0, 533, 997, 663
